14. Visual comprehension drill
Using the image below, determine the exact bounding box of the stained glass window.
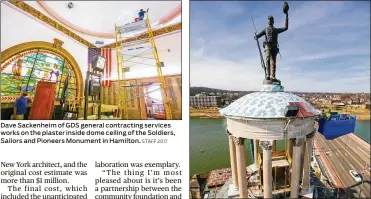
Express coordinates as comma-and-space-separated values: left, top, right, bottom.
1, 49, 77, 102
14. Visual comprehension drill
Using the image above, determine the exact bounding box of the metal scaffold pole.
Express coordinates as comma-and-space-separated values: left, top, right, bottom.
145, 13, 173, 120
114, 12, 173, 120
115, 24, 129, 119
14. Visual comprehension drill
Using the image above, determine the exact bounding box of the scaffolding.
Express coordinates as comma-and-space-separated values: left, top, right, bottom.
114, 12, 173, 120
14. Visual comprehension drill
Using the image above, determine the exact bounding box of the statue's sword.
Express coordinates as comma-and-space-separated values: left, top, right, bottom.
251, 16, 266, 75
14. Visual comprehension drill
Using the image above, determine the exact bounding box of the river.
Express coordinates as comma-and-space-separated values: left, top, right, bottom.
190, 118, 370, 177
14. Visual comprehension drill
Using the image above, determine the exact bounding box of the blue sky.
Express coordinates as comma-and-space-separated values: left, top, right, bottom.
190, 1, 370, 93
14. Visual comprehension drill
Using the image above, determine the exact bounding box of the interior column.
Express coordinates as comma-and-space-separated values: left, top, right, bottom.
227, 130, 239, 190
300, 141, 306, 181
287, 139, 293, 158
301, 131, 315, 194
254, 139, 259, 168
234, 137, 248, 198
260, 141, 273, 199
290, 137, 305, 199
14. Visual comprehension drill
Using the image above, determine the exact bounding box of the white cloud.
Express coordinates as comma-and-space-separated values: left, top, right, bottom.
289, 48, 370, 62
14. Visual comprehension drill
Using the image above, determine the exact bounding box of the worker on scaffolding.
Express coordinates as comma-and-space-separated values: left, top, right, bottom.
138, 8, 149, 21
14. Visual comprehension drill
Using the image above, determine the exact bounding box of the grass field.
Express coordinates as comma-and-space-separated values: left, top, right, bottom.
189, 108, 223, 119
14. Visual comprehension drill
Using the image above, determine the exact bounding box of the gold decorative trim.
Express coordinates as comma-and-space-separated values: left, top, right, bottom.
53, 38, 64, 49
103, 22, 182, 48
1, 41, 83, 99
8, 1, 96, 48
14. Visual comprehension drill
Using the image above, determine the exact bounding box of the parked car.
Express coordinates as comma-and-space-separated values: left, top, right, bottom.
349, 170, 362, 183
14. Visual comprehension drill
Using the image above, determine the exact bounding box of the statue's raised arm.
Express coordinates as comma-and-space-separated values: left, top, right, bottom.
276, 2, 289, 34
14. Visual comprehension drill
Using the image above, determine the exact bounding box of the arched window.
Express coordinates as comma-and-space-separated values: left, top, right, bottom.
1, 49, 77, 101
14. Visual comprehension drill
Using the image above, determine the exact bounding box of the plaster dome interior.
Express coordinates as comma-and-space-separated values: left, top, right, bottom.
1, 1, 182, 120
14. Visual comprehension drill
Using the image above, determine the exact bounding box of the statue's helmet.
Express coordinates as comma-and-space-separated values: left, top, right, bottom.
268, 15, 274, 25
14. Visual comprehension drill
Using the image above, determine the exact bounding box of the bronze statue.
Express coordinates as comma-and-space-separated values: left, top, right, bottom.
254, 2, 289, 83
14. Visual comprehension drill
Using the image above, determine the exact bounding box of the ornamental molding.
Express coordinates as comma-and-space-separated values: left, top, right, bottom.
293, 136, 305, 147
306, 131, 315, 139
232, 137, 245, 146
259, 141, 273, 150
53, 38, 64, 50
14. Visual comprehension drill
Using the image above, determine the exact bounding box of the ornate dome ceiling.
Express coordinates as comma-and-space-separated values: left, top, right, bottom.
36, 1, 181, 38
5, 1, 181, 47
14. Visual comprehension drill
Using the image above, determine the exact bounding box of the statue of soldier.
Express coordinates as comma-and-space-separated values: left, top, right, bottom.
254, 2, 289, 83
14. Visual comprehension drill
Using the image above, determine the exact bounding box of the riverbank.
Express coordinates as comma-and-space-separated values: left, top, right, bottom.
190, 107, 370, 120
334, 107, 370, 120
189, 108, 223, 119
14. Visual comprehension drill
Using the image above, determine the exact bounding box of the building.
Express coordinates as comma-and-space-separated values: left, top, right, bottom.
190, 95, 222, 108
218, 83, 317, 199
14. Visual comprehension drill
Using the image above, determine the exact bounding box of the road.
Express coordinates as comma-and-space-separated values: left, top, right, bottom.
315, 133, 370, 198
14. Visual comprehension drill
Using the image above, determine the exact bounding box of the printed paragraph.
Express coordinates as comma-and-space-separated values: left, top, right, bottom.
0, 161, 183, 199
95, 161, 182, 199
0, 161, 88, 199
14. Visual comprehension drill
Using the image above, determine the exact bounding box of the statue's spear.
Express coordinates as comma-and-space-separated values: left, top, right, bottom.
251, 16, 266, 76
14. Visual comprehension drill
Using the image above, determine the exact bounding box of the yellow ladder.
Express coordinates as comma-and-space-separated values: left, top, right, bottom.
145, 14, 173, 120
115, 24, 129, 120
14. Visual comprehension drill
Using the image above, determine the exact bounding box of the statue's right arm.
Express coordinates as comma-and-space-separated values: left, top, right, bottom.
255, 28, 265, 39
277, 16, 288, 34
